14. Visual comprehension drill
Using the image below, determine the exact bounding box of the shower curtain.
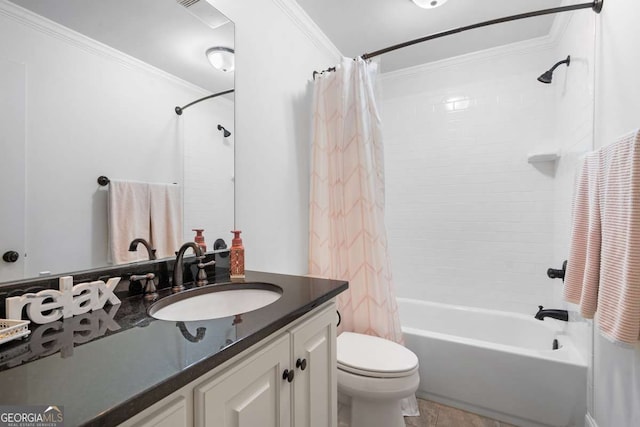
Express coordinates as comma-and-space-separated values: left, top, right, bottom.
309, 57, 418, 415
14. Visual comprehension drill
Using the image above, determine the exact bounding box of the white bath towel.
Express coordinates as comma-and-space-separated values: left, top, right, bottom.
565, 129, 640, 345
108, 180, 151, 264
149, 183, 183, 259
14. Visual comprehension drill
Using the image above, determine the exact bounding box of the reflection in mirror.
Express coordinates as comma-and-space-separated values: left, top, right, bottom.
0, 0, 234, 283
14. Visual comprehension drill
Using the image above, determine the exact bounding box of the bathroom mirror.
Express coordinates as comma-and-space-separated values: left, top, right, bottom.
0, 0, 234, 283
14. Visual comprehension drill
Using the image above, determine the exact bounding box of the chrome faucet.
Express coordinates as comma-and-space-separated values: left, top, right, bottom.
172, 242, 203, 291
128, 238, 157, 260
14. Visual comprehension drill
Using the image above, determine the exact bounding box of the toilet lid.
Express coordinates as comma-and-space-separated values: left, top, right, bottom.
337, 332, 418, 378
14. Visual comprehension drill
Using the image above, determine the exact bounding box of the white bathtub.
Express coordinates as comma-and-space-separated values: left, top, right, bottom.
397, 298, 587, 427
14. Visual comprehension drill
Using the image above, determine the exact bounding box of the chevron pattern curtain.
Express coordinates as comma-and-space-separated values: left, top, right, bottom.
309, 56, 403, 344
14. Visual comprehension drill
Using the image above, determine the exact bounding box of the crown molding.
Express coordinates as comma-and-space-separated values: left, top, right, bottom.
0, 0, 210, 95
270, 0, 342, 61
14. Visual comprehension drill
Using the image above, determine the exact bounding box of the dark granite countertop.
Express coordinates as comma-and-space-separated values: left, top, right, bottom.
0, 271, 348, 426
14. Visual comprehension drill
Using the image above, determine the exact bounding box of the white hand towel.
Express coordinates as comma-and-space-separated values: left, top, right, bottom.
108, 180, 151, 264
149, 183, 183, 259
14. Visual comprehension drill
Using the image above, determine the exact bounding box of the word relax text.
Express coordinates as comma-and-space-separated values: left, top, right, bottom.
6, 276, 121, 324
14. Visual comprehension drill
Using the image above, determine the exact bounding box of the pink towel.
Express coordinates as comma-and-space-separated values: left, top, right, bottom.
565, 130, 640, 344
564, 152, 601, 316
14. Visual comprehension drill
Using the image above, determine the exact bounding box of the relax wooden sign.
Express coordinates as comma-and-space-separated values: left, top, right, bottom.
6, 276, 121, 324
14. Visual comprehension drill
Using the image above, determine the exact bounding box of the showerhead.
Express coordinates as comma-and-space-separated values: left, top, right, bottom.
537, 70, 554, 84
537, 55, 570, 84
217, 124, 231, 138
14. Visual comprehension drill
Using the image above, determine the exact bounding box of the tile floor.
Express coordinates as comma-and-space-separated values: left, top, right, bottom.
339, 397, 517, 427
404, 399, 517, 427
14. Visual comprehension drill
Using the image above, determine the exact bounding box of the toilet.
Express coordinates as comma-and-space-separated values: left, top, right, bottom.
337, 332, 420, 427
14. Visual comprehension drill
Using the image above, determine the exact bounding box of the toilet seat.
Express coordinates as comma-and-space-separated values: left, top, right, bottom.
337, 332, 419, 378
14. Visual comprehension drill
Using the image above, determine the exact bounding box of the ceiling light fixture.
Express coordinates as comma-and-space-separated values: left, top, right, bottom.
411, 0, 449, 9
206, 47, 235, 72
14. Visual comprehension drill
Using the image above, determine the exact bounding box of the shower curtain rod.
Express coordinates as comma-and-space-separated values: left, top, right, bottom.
360, 0, 603, 60
175, 88, 234, 115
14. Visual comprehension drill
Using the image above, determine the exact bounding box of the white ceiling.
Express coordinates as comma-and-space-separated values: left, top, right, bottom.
295, 0, 566, 73
9, 0, 234, 94
10, 0, 575, 85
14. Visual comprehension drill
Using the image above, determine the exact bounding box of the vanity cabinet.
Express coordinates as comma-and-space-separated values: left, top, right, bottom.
290, 305, 337, 427
194, 334, 291, 427
119, 301, 336, 427
129, 395, 191, 427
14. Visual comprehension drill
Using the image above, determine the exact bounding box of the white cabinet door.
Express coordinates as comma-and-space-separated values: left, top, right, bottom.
290, 303, 337, 427
194, 334, 292, 427
130, 397, 190, 427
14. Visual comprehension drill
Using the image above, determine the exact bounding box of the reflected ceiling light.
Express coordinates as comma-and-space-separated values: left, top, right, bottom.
411, 0, 449, 9
206, 47, 235, 72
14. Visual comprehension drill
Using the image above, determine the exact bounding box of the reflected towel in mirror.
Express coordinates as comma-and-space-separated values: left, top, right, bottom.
108, 180, 151, 264
108, 180, 183, 264
149, 183, 183, 260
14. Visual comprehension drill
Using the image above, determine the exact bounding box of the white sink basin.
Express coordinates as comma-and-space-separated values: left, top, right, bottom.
149, 283, 283, 322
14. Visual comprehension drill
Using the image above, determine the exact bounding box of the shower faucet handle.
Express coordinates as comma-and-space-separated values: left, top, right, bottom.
546, 260, 567, 282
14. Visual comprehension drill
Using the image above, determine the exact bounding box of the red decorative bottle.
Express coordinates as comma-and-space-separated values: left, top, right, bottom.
230, 230, 245, 280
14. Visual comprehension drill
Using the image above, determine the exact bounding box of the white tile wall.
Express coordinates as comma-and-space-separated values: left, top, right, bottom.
380, 29, 593, 315
183, 98, 235, 248
549, 6, 596, 405
550, 10, 596, 285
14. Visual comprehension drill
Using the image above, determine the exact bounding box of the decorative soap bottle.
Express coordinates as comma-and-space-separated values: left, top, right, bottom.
230, 230, 245, 280
193, 229, 207, 252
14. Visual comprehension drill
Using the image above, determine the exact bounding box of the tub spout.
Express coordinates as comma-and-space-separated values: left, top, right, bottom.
535, 306, 568, 321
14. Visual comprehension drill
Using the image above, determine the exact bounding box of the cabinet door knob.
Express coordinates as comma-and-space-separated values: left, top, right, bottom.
2, 251, 19, 263
282, 369, 294, 383
296, 358, 307, 371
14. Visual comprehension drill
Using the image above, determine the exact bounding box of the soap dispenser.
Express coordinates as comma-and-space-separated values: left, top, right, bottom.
230, 230, 245, 280
192, 229, 207, 252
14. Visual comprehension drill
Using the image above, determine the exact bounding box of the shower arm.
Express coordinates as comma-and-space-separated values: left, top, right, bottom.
175, 88, 234, 115
548, 56, 571, 73
360, 1, 603, 61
